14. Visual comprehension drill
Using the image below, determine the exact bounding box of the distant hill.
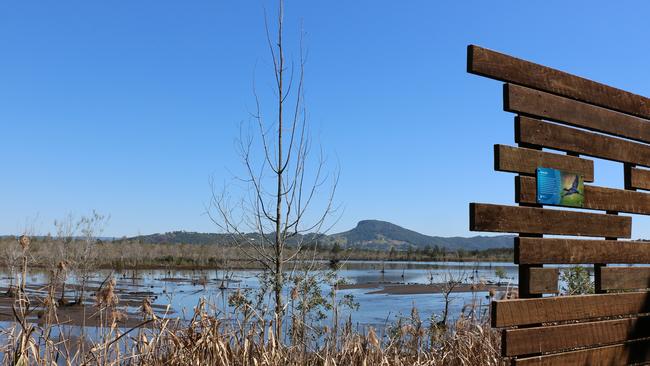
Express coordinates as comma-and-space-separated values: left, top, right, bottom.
330, 220, 513, 250
131, 231, 233, 245
130, 220, 513, 251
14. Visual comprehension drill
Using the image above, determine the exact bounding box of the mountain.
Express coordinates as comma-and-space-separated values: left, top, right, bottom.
130, 220, 513, 251
130, 231, 233, 245
129, 231, 329, 247
330, 220, 512, 250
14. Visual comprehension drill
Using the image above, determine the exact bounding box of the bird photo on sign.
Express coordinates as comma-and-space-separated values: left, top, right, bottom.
536, 167, 584, 207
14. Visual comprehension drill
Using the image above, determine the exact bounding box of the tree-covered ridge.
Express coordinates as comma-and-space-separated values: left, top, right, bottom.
130, 220, 514, 250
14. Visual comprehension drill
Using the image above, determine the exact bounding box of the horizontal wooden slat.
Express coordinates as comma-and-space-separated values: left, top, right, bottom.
495, 144, 594, 182
516, 116, 650, 167
516, 175, 650, 215
601, 267, 650, 291
626, 166, 650, 191
470, 203, 631, 238
514, 339, 650, 366
467, 44, 650, 120
516, 238, 650, 265
504, 315, 650, 356
505, 83, 650, 144
491, 291, 650, 328
528, 267, 558, 294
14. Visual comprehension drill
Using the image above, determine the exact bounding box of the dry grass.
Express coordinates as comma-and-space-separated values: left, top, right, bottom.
0, 235, 503, 366
0, 281, 503, 366
0, 301, 501, 366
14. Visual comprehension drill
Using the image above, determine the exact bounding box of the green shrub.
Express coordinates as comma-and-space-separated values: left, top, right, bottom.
560, 266, 594, 295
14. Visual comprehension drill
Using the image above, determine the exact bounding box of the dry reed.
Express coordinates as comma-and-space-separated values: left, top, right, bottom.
0, 294, 502, 366
0, 236, 503, 366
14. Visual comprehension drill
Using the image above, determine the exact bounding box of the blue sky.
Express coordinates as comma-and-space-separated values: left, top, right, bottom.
3, 1, 650, 238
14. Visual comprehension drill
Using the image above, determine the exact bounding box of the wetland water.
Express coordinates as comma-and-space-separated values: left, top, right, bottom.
0, 261, 518, 329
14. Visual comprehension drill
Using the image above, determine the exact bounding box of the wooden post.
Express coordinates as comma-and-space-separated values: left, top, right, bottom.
469, 45, 650, 362
518, 136, 543, 298
595, 210, 618, 294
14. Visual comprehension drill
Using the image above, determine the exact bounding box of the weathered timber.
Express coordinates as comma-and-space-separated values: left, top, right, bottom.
504, 83, 650, 143
491, 291, 650, 328
516, 238, 650, 265
470, 203, 631, 238
468, 45, 650, 119
495, 144, 594, 182
514, 339, 650, 366
514, 143, 545, 299
626, 166, 650, 191
528, 267, 558, 294
470, 45, 650, 363
504, 316, 650, 356
516, 175, 650, 215
600, 267, 650, 290
516, 116, 650, 167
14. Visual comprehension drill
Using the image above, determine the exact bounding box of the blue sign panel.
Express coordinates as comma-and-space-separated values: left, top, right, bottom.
536, 167, 584, 208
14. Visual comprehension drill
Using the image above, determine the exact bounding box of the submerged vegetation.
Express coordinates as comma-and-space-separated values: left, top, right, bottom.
0, 234, 503, 366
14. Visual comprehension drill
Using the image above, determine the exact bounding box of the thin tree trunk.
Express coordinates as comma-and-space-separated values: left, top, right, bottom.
20, 255, 27, 294
60, 275, 66, 302
332, 287, 338, 352
273, 0, 285, 344
77, 275, 86, 305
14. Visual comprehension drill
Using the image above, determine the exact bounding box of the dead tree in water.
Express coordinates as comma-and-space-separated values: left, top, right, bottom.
75, 211, 109, 304
3, 241, 21, 296
54, 211, 109, 305
209, 0, 338, 344
54, 214, 76, 304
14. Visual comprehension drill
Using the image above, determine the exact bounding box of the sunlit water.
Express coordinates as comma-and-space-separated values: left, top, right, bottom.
1, 261, 520, 330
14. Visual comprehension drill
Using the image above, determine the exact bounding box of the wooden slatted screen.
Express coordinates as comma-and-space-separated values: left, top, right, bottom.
468, 44, 650, 364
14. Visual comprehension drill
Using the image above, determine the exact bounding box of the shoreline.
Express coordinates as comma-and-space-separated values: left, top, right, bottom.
338, 282, 515, 295
0, 257, 515, 272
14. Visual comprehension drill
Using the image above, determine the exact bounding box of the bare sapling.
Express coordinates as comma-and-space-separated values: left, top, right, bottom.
54, 214, 77, 305
74, 211, 109, 305
437, 265, 467, 329
3, 241, 20, 297
208, 0, 338, 344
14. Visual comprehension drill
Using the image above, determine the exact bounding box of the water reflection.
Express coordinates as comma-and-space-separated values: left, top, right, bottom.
0, 261, 519, 329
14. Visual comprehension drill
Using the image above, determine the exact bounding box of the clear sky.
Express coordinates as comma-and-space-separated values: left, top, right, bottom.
3, 1, 650, 238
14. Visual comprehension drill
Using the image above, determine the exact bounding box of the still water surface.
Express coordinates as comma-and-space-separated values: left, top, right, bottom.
7, 261, 519, 329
